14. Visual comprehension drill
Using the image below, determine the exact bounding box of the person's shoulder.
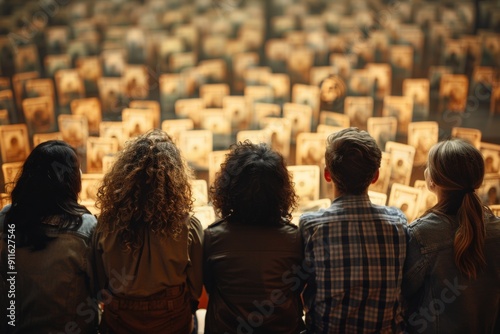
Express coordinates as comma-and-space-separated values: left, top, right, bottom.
76, 213, 98, 239
408, 212, 441, 230
485, 213, 500, 241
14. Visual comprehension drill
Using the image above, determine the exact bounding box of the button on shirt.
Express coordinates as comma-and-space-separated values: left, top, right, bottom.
299, 194, 408, 334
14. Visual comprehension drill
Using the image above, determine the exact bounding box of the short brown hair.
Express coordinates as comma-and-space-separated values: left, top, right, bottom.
325, 127, 381, 195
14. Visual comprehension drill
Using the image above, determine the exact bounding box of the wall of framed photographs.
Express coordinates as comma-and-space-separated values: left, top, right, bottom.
0, 0, 499, 222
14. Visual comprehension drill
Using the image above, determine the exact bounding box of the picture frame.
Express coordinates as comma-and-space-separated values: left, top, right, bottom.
385, 141, 416, 187
367, 116, 398, 151
86, 137, 119, 173
0, 124, 31, 163
287, 165, 320, 204
71, 97, 102, 136
451, 127, 482, 149
480, 142, 500, 175
22, 96, 56, 135
408, 121, 439, 166
388, 183, 422, 222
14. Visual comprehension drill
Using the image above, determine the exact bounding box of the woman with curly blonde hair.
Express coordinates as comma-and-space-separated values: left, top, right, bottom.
91, 129, 203, 334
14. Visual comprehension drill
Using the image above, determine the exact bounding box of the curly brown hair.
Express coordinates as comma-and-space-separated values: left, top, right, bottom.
210, 141, 298, 225
96, 129, 193, 251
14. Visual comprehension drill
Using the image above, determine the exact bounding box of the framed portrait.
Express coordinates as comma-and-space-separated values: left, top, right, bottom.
198, 59, 227, 83
366, 63, 392, 99
178, 130, 213, 169
223, 96, 250, 132
12, 72, 39, 109
191, 179, 208, 207
428, 66, 453, 95
244, 66, 272, 87
292, 84, 320, 126
244, 85, 274, 108
382, 96, 413, 136
414, 179, 438, 218
408, 121, 439, 166
260, 117, 292, 159
55, 69, 85, 107
283, 102, 312, 140
389, 45, 414, 78
44, 54, 71, 78
161, 119, 194, 144
367, 116, 397, 151
159, 74, 188, 114
2, 162, 23, 193
71, 98, 102, 136
286, 47, 313, 83
14, 44, 41, 74
80, 173, 104, 202
86, 137, 119, 174
368, 190, 387, 206
439, 74, 469, 112
122, 108, 156, 139
22, 96, 56, 135
263, 73, 290, 102
123, 65, 149, 99
175, 98, 204, 128
58, 114, 88, 150
385, 141, 415, 187
233, 52, 259, 92
451, 127, 481, 149
296, 132, 326, 167
33, 132, 63, 147
99, 121, 125, 150
193, 205, 216, 229
369, 151, 392, 195
0, 124, 31, 163
388, 183, 422, 222
129, 100, 161, 129
208, 150, 230, 187
200, 109, 231, 135
330, 53, 357, 80
25, 78, 55, 99
478, 175, 500, 206
403, 78, 430, 120
442, 38, 466, 74
480, 142, 500, 175
347, 69, 374, 97
319, 111, 350, 128
101, 49, 126, 77
200, 84, 230, 108
287, 165, 320, 204
344, 96, 374, 131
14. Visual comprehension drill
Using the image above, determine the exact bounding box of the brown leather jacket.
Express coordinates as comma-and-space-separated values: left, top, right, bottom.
203, 219, 306, 334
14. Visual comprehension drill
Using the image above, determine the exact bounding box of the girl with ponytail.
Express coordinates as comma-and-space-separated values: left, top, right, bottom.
402, 138, 500, 334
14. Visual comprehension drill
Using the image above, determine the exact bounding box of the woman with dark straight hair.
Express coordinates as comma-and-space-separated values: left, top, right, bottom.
403, 138, 500, 333
0, 140, 97, 333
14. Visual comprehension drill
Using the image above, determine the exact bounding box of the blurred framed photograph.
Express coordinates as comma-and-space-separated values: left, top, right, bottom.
263, 73, 290, 102
161, 119, 194, 144
174, 98, 204, 127
366, 63, 392, 99
286, 47, 313, 83
386, 141, 415, 187
368, 190, 387, 206
33, 132, 63, 147
0, 109, 9, 125
382, 96, 413, 135
369, 151, 392, 195
86, 137, 119, 174
254, 103, 280, 124
245, 66, 272, 86
344, 96, 374, 131
102, 155, 116, 174
25, 78, 55, 99
22, 96, 56, 135
14, 44, 40, 73
414, 179, 438, 218
233, 52, 259, 92
330, 53, 357, 80
44, 55, 72, 83
292, 84, 320, 125
170, 52, 197, 73
260, 117, 292, 159
347, 69, 374, 97
101, 49, 126, 77
193, 205, 216, 229
98, 77, 126, 114
178, 130, 213, 169
480, 142, 500, 175
451, 127, 481, 149
71, 97, 102, 136
478, 175, 500, 206
223, 96, 250, 131
442, 39, 466, 73
439, 74, 469, 112
283, 103, 312, 140
80, 173, 104, 202
367, 117, 397, 151
296, 132, 326, 166
129, 100, 161, 129
2, 162, 23, 192
198, 59, 227, 83
287, 165, 320, 204
200, 109, 231, 135
316, 124, 345, 136
55, 69, 85, 107
319, 111, 350, 128
388, 183, 421, 222
208, 150, 230, 187
122, 108, 156, 139
99, 121, 125, 149
389, 45, 414, 77
13, 72, 39, 109
244, 85, 274, 107
403, 78, 430, 120
0, 124, 31, 163
191, 179, 208, 207
408, 121, 439, 166
76, 56, 102, 90
200, 84, 230, 108
123, 65, 149, 99
58, 114, 88, 150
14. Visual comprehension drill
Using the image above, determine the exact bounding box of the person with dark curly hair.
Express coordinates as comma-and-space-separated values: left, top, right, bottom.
0, 140, 97, 333
203, 141, 305, 333
91, 129, 203, 334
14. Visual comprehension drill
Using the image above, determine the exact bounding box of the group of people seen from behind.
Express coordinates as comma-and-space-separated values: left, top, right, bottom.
1, 127, 499, 333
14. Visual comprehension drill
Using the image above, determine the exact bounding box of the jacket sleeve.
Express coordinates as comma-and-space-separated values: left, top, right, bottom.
402, 225, 429, 300
187, 216, 203, 313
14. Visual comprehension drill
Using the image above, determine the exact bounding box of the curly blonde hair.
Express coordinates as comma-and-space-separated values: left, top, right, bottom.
96, 129, 193, 251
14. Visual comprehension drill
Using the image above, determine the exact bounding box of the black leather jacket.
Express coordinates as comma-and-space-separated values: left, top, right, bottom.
203, 219, 306, 334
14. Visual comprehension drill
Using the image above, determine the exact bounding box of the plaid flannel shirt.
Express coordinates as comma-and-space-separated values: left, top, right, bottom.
299, 194, 408, 334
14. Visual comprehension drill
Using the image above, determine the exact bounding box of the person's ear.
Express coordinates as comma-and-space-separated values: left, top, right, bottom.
324, 167, 332, 182
371, 169, 379, 184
